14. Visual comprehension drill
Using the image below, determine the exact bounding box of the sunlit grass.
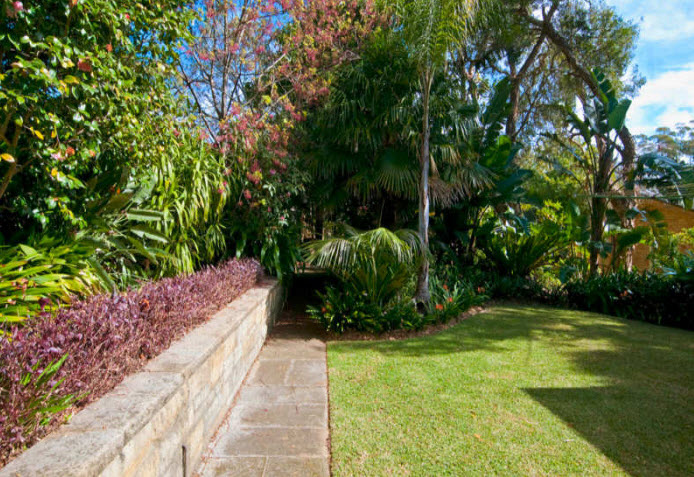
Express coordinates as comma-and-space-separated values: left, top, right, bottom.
328, 305, 694, 476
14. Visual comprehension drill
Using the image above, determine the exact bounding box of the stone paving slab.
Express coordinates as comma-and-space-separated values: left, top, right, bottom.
260, 339, 326, 360
263, 457, 329, 477
196, 306, 329, 477
211, 427, 329, 458
202, 456, 329, 477
229, 403, 327, 428
237, 385, 327, 405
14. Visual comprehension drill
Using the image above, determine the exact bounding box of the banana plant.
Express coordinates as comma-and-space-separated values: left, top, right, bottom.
546, 69, 632, 275
548, 69, 690, 274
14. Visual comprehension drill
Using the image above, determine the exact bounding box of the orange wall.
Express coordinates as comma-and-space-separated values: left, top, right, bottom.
632, 199, 694, 270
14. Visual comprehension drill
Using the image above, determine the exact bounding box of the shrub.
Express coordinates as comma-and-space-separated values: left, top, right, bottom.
0, 258, 261, 466
486, 274, 551, 301
303, 225, 422, 306
563, 271, 693, 330
223, 139, 309, 281
426, 274, 486, 324
145, 129, 230, 277
480, 221, 565, 278
307, 286, 424, 334
309, 269, 487, 334
452, 266, 552, 302
665, 251, 694, 283
0, 188, 188, 333
0, 0, 192, 234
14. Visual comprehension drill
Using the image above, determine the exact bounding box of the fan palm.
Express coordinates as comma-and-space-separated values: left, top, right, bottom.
302, 225, 423, 306
307, 16, 496, 237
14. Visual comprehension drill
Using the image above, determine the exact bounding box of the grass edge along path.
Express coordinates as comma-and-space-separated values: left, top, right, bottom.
327, 305, 694, 476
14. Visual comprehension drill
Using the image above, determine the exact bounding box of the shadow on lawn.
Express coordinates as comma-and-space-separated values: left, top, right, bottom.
518, 309, 693, 475
333, 304, 694, 476
332, 305, 642, 357
525, 384, 693, 476
523, 313, 693, 476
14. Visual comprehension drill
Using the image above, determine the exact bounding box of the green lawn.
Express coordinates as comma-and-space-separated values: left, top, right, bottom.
327, 305, 694, 476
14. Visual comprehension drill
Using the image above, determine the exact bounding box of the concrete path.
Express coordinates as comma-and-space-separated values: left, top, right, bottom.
196, 303, 329, 477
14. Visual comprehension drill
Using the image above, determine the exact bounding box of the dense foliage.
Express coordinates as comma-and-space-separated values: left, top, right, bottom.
176, 0, 383, 280
305, 228, 486, 334
1, 0, 693, 463
304, 226, 428, 333
0, 258, 260, 465
0, 0, 214, 331
298, 1, 692, 334
0, 0, 192, 233
563, 270, 693, 330
308, 285, 424, 334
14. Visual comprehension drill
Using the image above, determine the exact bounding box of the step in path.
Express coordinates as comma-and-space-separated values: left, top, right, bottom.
196, 306, 329, 477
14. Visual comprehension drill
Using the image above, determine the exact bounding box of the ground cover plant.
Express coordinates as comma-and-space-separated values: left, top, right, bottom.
328, 305, 694, 476
0, 258, 260, 465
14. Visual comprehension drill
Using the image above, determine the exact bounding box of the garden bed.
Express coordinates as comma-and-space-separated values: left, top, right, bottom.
0, 259, 262, 468
329, 306, 486, 341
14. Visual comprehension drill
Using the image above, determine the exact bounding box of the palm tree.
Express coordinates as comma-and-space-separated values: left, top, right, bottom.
305, 33, 420, 214
389, 0, 488, 302
303, 225, 423, 306
304, 1, 498, 303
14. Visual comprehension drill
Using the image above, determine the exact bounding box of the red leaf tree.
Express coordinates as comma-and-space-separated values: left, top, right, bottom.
178, 0, 383, 155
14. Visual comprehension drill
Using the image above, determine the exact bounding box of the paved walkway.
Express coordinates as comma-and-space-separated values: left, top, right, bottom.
196, 303, 329, 477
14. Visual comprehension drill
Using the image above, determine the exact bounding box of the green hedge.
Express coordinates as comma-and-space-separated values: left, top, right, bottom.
563, 271, 693, 330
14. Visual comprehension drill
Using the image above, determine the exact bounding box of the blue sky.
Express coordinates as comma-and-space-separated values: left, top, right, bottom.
608, 0, 694, 135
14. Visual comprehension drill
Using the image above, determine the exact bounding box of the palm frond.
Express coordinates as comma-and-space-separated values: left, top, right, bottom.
302, 225, 423, 305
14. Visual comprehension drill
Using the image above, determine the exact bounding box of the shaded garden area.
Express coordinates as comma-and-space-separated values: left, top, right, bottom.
328, 306, 694, 476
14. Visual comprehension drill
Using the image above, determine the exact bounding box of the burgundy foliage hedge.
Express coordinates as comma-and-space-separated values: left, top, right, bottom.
0, 258, 261, 466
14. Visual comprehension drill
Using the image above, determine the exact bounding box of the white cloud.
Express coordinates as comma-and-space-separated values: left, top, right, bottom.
628, 62, 694, 134
639, 16, 694, 42
604, 1, 694, 134
608, 0, 694, 41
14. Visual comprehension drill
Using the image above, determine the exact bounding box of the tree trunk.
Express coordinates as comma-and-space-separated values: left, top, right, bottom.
525, 8, 640, 273
505, 6, 553, 141
589, 194, 607, 276
415, 74, 432, 303
619, 126, 637, 271
507, 77, 520, 142
0, 156, 17, 201
0, 122, 22, 202
589, 146, 612, 276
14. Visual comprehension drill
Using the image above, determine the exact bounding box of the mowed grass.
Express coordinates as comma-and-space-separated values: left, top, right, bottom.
327, 305, 694, 476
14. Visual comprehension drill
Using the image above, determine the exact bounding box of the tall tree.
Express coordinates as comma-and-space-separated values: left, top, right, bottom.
455, 0, 641, 144
390, 0, 487, 302
517, 0, 642, 269
177, 0, 382, 137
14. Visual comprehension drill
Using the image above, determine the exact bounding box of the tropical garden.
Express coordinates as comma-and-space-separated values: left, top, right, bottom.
1, 0, 692, 472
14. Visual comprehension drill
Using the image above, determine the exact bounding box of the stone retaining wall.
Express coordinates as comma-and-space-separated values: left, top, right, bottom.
1, 279, 283, 477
